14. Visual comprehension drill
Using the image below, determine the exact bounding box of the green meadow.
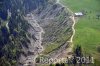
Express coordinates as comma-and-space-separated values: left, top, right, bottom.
61, 0, 100, 65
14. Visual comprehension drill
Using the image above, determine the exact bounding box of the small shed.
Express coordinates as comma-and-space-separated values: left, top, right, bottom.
74, 12, 83, 17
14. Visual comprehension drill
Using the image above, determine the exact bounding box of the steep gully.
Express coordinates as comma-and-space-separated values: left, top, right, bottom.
20, 14, 45, 66
21, 0, 76, 65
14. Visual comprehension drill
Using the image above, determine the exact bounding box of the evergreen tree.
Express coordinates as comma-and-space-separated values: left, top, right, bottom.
55, 63, 61, 66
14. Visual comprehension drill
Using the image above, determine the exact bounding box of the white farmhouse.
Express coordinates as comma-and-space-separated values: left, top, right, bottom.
74, 12, 83, 17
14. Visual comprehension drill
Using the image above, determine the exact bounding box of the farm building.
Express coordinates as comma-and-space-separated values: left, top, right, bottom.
74, 12, 83, 17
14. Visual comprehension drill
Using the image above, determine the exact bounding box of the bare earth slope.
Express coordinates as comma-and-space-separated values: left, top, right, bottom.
18, 0, 73, 66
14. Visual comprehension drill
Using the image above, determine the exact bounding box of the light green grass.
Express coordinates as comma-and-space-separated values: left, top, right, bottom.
61, 0, 100, 65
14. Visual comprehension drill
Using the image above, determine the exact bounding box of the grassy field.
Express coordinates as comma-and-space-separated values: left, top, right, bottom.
60, 0, 100, 65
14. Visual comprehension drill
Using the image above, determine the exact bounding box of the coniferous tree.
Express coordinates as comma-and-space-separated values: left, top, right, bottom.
55, 63, 61, 66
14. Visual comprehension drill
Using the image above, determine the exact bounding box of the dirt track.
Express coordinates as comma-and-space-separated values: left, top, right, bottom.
54, 0, 76, 59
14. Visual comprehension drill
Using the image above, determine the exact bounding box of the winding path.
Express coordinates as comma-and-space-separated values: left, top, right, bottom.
56, 0, 76, 57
